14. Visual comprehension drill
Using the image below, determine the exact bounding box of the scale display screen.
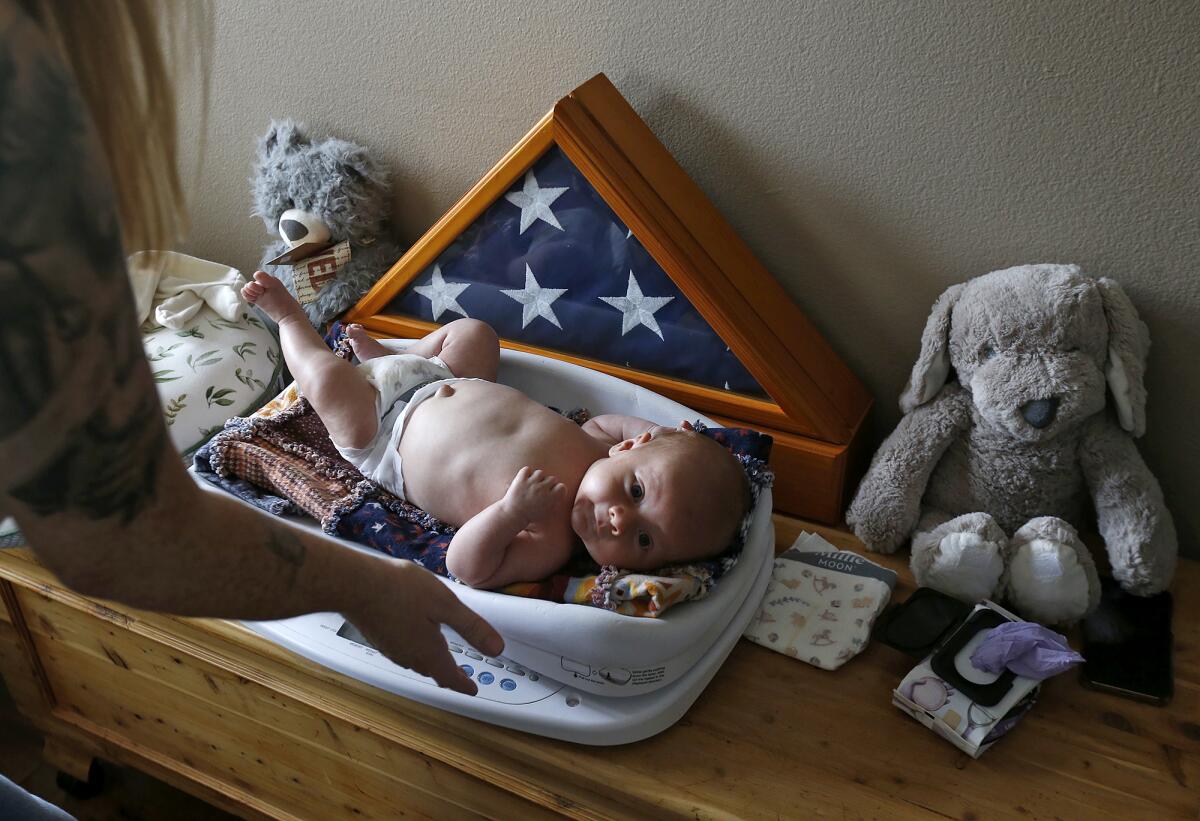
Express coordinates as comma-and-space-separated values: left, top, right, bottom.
336, 621, 372, 647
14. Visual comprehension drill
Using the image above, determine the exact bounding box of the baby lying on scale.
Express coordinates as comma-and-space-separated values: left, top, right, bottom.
243, 272, 750, 589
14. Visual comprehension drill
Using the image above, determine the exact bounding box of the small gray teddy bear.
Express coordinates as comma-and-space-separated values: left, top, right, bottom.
846, 264, 1177, 624
252, 120, 402, 327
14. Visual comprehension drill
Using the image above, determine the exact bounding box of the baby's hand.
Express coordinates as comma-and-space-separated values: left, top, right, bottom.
502, 467, 566, 524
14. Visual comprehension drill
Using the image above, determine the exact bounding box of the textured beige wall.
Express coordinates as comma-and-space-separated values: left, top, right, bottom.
178, 0, 1199, 556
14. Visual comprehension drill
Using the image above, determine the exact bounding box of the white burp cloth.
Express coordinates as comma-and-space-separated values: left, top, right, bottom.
743, 533, 898, 670
127, 250, 248, 329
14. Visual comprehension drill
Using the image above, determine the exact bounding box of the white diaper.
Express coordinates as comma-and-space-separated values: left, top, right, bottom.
332, 353, 478, 500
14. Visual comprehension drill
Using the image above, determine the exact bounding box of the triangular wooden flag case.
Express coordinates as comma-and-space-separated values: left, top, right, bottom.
347, 74, 872, 522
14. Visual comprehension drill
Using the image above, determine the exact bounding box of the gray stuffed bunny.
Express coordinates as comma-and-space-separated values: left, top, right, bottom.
252, 120, 402, 327
846, 264, 1177, 624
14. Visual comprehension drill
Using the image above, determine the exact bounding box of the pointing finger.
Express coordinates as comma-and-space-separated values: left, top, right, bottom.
439, 596, 504, 659
422, 643, 478, 695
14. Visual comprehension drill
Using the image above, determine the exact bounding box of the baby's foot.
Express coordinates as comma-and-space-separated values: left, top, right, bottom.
346, 324, 391, 362
241, 271, 304, 324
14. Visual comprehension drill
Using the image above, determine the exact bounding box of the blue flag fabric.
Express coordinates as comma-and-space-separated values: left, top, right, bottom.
383, 146, 768, 398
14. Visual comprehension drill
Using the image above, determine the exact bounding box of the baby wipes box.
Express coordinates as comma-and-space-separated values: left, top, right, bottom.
891, 601, 1040, 758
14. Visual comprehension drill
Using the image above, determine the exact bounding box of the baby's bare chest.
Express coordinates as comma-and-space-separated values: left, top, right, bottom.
397, 381, 594, 524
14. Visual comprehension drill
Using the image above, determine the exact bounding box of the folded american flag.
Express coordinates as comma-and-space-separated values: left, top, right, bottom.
383, 145, 767, 399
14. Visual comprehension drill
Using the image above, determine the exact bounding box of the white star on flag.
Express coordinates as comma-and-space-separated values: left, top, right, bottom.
500, 264, 568, 329
413, 265, 470, 320
504, 171, 568, 234
599, 271, 674, 340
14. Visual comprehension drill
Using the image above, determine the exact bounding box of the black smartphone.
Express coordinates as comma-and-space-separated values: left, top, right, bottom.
1080, 576, 1173, 705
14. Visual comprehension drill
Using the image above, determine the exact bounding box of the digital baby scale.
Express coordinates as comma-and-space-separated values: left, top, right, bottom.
203, 347, 777, 745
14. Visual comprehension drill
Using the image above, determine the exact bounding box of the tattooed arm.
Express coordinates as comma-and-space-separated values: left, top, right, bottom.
0, 5, 500, 693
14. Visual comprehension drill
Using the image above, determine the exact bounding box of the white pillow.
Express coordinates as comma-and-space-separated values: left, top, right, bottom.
144, 307, 285, 459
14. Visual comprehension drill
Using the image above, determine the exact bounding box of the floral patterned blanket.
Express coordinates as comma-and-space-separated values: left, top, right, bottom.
194, 324, 773, 617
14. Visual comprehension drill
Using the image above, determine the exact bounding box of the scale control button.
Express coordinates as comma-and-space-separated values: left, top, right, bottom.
485, 658, 503, 668
528, 672, 539, 682
500, 678, 516, 691
478, 672, 495, 685
465, 650, 483, 660
506, 665, 526, 676
600, 667, 632, 685
449, 644, 463, 654
561, 657, 591, 675
460, 664, 474, 677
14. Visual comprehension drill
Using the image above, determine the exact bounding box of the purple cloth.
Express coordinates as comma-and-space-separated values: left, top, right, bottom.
970, 621, 1085, 680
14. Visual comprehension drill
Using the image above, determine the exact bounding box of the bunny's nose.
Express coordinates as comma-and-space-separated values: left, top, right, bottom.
1021, 398, 1059, 428
280, 219, 308, 242
278, 208, 332, 248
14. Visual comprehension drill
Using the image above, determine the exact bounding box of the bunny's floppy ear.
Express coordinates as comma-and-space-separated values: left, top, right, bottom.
899, 283, 964, 413
1096, 277, 1150, 437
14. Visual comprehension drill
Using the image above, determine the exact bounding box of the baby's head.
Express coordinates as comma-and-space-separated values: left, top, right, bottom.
571, 422, 751, 570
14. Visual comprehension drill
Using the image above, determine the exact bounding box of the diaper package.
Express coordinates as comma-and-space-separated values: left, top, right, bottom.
743, 532, 898, 670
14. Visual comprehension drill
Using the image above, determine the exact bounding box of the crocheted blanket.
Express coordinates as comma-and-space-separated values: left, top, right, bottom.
195, 326, 773, 617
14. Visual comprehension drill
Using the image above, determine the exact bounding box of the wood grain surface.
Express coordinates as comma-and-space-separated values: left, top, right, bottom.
1, 520, 1196, 820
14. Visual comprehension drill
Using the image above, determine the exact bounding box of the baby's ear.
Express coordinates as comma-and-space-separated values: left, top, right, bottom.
608, 439, 634, 456
610, 431, 653, 455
